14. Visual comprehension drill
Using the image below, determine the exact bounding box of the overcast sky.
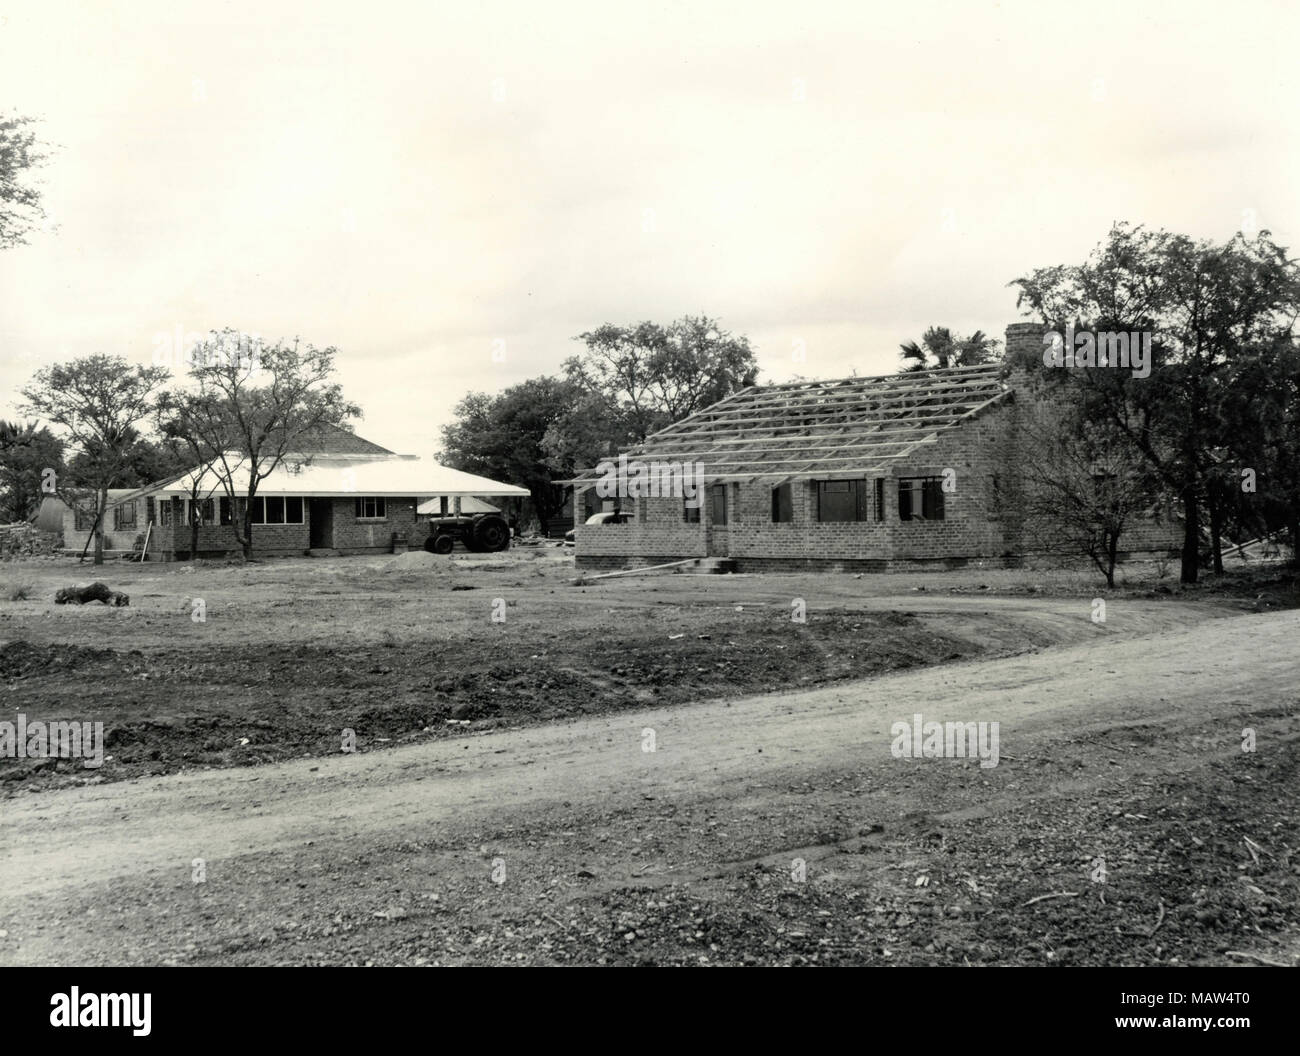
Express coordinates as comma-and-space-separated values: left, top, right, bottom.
2, 0, 1297, 456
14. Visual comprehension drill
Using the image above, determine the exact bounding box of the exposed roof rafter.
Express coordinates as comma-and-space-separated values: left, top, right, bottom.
566, 363, 1009, 485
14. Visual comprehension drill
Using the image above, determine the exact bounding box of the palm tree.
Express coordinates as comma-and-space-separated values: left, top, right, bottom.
957, 329, 999, 366
899, 327, 999, 372
0, 419, 38, 447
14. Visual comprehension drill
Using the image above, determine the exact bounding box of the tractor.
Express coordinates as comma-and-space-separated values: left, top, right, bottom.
422, 511, 512, 554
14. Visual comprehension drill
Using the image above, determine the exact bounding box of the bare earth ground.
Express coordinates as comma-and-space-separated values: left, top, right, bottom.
0, 549, 1296, 966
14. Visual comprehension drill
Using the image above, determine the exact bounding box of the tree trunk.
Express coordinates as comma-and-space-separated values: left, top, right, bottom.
241, 501, 253, 560
190, 497, 201, 562
1209, 492, 1224, 576
1290, 515, 1300, 568
531, 488, 551, 536
1180, 486, 1199, 584
94, 486, 107, 566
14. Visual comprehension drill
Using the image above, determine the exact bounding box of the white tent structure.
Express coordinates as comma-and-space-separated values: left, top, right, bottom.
417, 495, 502, 515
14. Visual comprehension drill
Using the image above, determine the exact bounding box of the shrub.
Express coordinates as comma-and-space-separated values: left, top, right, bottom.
4, 577, 35, 601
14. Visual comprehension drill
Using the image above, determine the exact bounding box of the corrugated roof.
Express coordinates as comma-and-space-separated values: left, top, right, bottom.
567, 363, 1009, 485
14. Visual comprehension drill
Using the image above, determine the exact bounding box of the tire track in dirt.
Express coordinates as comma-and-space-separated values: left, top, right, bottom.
0, 605, 1291, 904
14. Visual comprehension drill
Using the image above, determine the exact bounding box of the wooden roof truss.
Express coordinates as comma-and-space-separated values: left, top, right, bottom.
570, 363, 1010, 487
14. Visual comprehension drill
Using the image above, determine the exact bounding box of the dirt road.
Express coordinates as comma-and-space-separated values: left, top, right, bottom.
2, 603, 1296, 965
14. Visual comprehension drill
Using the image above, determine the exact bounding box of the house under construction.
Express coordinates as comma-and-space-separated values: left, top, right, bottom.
568, 322, 1180, 572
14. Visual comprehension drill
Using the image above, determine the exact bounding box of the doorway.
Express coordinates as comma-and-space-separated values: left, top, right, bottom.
706, 483, 729, 556
309, 498, 333, 548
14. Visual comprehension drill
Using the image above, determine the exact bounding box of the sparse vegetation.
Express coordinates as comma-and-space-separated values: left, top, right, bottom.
1, 566, 35, 601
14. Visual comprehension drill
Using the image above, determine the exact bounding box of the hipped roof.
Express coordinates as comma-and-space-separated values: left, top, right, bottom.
145, 455, 529, 499
567, 363, 1010, 485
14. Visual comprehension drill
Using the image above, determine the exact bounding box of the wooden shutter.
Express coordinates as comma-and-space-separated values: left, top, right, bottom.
923, 479, 945, 520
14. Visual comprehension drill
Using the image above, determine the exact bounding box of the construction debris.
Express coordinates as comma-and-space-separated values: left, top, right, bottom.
53, 582, 130, 606
0, 522, 59, 558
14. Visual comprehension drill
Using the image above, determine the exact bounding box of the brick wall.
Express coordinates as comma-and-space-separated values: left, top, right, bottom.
332, 497, 422, 554
572, 364, 1181, 572
1001, 321, 1182, 558
150, 495, 426, 558
151, 498, 310, 558
572, 484, 706, 565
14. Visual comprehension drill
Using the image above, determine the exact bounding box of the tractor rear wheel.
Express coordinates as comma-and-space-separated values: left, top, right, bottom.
473, 514, 511, 552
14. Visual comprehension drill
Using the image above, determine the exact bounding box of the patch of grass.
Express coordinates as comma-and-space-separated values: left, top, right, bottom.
1, 563, 36, 600
4, 579, 35, 601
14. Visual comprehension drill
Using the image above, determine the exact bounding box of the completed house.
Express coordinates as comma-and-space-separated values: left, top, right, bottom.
47, 425, 526, 560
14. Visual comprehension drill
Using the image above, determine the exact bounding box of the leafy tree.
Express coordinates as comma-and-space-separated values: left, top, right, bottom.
171, 330, 360, 559
0, 420, 64, 523
155, 398, 232, 561
1018, 399, 1163, 587
0, 113, 50, 249
21, 357, 171, 564
565, 315, 758, 443
1011, 223, 1300, 582
539, 391, 627, 480
899, 327, 999, 372
1219, 335, 1300, 563
440, 376, 577, 534
64, 428, 189, 490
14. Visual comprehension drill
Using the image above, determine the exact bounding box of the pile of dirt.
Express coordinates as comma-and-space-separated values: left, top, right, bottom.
382, 550, 449, 571
0, 640, 125, 679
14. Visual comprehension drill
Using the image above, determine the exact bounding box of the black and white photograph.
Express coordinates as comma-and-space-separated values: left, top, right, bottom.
0, 0, 1296, 1021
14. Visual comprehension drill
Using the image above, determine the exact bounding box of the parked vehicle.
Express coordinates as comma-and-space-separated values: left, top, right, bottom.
423, 512, 512, 554
564, 509, 631, 543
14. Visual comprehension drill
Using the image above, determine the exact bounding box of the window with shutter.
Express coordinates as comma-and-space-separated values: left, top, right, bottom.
899, 477, 945, 521
922, 479, 945, 520
114, 503, 137, 531
771, 483, 793, 523
816, 480, 864, 522
709, 484, 727, 526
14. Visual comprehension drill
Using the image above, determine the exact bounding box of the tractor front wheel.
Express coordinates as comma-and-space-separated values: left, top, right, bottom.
424, 533, 455, 555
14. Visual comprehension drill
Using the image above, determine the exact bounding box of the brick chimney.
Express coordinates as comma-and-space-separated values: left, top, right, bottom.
1004, 322, 1049, 366
1001, 321, 1050, 396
